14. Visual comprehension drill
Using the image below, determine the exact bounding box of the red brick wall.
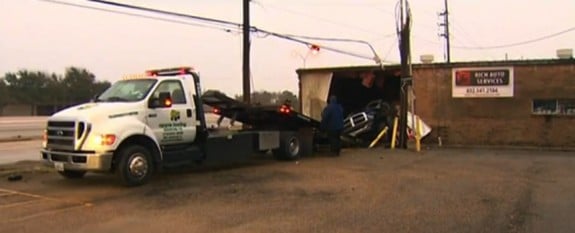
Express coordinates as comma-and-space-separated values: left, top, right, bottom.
413, 62, 575, 148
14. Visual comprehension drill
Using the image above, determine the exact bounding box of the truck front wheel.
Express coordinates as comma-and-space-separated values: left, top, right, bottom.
115, 145, 154, 187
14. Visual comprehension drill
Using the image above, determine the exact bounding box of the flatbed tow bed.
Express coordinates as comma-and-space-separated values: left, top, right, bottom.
199, 90, 326, 160
201, 90, 321, 130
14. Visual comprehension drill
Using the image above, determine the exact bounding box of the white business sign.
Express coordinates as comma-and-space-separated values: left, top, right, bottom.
452, 67, 514, 98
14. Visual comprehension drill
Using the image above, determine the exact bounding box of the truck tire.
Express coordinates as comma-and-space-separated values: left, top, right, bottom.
58, 170, 86, 179
273, 132, 301, 161
115, 145, 154, 187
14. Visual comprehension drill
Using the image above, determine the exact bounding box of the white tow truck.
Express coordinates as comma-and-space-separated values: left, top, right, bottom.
40, 67, 321, 186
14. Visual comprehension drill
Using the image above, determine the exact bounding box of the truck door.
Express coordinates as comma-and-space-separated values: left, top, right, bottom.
146, 79, 196, 145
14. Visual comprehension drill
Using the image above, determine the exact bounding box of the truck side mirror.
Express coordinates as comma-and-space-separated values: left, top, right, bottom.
148, 92, 173, 108
90, 93, 100, 103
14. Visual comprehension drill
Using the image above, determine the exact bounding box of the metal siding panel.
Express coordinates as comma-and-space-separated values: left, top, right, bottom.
257, 131, 280, 150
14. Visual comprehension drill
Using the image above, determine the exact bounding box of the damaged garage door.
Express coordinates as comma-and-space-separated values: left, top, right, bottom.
299, 71, 333, 121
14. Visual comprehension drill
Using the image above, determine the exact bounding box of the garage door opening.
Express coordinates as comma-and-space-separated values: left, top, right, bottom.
328, 69, 401, 116
327, 68, 402, 146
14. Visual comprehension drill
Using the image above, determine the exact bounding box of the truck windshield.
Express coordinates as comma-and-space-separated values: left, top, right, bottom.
96, 79, 157, 102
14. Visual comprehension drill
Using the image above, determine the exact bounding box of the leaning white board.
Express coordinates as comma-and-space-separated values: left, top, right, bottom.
406, 111, 432, 138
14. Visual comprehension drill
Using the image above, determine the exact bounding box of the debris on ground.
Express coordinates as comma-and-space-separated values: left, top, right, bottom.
7, 174, 23, 181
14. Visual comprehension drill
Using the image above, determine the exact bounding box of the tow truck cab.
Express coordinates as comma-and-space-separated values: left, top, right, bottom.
40, 67, 311, 186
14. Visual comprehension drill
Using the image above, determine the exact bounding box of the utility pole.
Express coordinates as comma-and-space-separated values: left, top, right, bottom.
439, 0, 451, 63
242, 0, 251, 104
397, 0, 413, 149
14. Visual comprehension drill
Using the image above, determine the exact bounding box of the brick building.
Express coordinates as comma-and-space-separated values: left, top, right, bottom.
296, 58, 575, 148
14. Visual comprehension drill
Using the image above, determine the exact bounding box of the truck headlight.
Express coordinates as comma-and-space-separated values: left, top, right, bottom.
42, 129, 47, 147
94, 134, 116, 146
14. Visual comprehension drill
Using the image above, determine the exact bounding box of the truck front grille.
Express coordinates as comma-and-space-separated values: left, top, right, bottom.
46, 120, 87, 150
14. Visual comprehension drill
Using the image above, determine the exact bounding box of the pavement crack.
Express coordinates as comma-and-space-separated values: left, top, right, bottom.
504, 161, 545, 233
505, 186, 533, 233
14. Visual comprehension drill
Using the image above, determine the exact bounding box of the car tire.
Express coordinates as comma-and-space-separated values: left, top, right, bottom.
115, 145, 154, 187
273, 132, 301, 161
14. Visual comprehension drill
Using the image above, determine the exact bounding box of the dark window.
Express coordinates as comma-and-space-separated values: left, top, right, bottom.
532, 99, 575, 115
152, 80, 187, 104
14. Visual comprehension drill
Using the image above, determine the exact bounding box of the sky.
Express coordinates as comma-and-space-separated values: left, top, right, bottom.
1, 0, 574, 96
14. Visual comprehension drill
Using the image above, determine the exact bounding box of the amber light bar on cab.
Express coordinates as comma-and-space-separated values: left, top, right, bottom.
145, 67, 195, 76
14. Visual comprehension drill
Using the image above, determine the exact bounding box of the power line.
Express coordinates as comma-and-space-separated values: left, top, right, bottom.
452, 26, 575, 50
72, 0, 574, 55
449, 19, 484, 49
101, 0, 381, 61
86, 0, 241, 29
38, 0, 241, 33
258, 29, 377, 60
412, 26, 575, 52
274, 33, 395, 63
382, 39, 398, 61
255, 1, 398, 45
40, 0, 381, 62
255, 0, 397, 63
252, 1, 390, 37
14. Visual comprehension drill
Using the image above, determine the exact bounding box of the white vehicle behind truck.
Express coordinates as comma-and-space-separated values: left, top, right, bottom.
40, 67, 321, 186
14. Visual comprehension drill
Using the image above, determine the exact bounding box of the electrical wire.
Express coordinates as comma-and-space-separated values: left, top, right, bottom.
38, 0, 242, 34
276, 33, 395, 62
252, 1, 389, 37
40, 0, 377, 61
410, 23, 575, 53
383, 39, 398, 61
451, 26, 575, 50
83, 0, 384, 60
256, 29, 376, 60
449, 19, 484, 50
86, 0, 241, 29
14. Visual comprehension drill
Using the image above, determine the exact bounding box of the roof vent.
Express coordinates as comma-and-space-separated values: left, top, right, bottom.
420, 54, 434, 63
557, 49, 573, 59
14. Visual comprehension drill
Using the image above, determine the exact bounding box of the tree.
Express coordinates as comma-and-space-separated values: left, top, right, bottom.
279, 90, 299, 109
3, 70, 54, 105
234, 90, 299, 109
0, 77, 10, 109
62, 67, 97, 104
91, 81, 111, 99
252, 91, 274, 105
46, 73, 65, 106
60, 67, 111, 104
0, 67, 112, 115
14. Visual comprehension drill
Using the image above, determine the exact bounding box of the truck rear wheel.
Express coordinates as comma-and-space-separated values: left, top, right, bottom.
58, 170, 86, 179
115, 145, 154, 187
273, 132, 301, 161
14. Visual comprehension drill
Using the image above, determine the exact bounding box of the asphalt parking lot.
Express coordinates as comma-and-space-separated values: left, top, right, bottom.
0, 147, 574, 233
